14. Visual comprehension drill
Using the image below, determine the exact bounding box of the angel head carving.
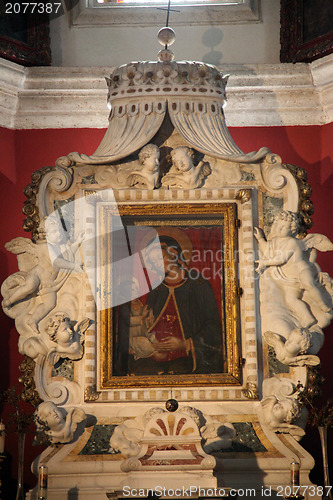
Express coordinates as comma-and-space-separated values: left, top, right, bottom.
270, 210, 300, 238
46, 313, 74, 347
127, 144, 160, 190
35, 401, 86, 444
45, 312, 89, 365
264, 328, 320, 367
171, 146, 195, 172
260, 395, 304, 437
138, 143, 160, 172
162, 146, 211, 189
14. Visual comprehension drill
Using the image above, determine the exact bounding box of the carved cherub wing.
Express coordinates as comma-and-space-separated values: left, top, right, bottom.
294, 354, 320, 367
47, 349, 61, 366
5, 237, 39, 272
264, 331, 284, 350
72, 407, 86, 426
200, 162, 211, 178
75, 318, 90, 343
302, 234, 333, 252
277, 425, 305, 437
127, 173, 143, 187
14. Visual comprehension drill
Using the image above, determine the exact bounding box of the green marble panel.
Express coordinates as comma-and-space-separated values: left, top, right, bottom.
79, 424, 121, 455
218, 422, 267, 453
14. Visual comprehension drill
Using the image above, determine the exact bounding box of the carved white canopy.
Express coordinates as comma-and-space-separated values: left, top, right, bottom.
59, 61, 269, 166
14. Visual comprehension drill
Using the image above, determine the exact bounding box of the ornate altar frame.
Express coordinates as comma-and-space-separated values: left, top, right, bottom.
2, 53, 333, 500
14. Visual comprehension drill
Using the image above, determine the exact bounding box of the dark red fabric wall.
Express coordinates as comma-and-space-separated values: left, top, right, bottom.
0, 124, 332, 491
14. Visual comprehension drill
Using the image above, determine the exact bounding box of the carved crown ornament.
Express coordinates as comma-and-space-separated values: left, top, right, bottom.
106, 61, 230, 103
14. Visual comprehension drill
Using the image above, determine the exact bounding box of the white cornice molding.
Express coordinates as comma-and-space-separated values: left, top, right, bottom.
310, 53, 333, 125
0, 57, 332, 130
0, 59, 25, 129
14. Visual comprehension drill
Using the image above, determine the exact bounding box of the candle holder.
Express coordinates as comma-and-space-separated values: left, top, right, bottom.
285, 460, 305, 500
38, 464, 48, 500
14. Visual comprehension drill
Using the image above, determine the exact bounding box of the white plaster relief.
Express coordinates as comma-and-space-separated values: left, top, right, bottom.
109, 406, 234, 470
259, 376, 306, 438
35, 401, 86, 444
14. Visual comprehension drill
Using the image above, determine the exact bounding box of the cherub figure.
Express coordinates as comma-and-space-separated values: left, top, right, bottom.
201, 420, 235, 453
264, 328, 320, 367
161, 146, 211, 189
45, 312, 90, 365
127, 144, 160, 189
109, 419, 143, 457
254, 210, 333, 328
1, 215, 84, 333
35, 401, 86, 444
260, 395, 304, 437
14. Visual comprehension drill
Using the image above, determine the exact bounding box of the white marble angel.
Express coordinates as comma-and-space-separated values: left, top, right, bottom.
127, 144, 160, 189
254, 210, 333, 328
260, 395, 304, 437
1, 216, 84, 333
45, 312, 89, 365
201, 420, 236, 453
35, 401, 86, 444
161, 146, 211, 189
264, 328, 320, 367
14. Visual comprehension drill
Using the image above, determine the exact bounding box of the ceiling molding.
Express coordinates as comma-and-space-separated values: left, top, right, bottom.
1, 55, 332, 130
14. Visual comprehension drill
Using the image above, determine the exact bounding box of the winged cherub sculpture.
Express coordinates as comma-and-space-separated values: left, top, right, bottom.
1, 216, 84, 333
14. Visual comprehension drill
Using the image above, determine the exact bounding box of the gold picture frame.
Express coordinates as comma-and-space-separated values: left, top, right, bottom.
99, 202, 241, 389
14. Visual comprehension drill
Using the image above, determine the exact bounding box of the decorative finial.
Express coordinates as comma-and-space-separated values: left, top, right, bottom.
157, 27, 176, 62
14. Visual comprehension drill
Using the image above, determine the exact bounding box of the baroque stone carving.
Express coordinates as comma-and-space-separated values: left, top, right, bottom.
35, 401, 86, 444
110, 406, 235, 461
259, 376, 306, 438
264, 329, 320, 367
161, 146, 211, 189
127, 144, 160, 189
255, 210, 333, 338
1, 217, 83, 335
55, 61, 270, 167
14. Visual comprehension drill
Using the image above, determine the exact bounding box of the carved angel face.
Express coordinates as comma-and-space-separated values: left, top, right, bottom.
55, 318, 74, 346
275, 218, 293, 238
38, 402, 65, 430
45, 217, 66, 245
142, 152, 159, 172
172, 150, 193, 172
284, 335, 302, 356
271, 401, 287, 423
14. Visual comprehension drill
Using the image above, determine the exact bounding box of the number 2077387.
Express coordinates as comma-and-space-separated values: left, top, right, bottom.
5, 2, 62, 14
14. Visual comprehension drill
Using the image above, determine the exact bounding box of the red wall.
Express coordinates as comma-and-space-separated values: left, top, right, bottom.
0, 124, 332, 492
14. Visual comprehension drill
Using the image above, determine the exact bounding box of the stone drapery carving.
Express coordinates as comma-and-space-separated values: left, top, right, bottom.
55, 61, 270, 167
